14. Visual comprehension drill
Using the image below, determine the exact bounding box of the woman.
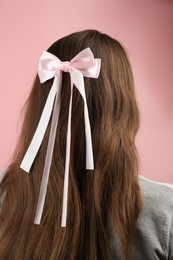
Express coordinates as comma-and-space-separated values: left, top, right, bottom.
0, 29, 172, 260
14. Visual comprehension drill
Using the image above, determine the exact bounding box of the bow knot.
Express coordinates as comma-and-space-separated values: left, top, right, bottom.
20, 48, 101, 227
59, 61, 71, 72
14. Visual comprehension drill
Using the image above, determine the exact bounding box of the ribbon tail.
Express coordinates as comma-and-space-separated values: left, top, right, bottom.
70, 70, 94, 170
34, 72, 62, 224
61, 83, 73, 227
20, 76, 59, 173
83, 102, 94, 170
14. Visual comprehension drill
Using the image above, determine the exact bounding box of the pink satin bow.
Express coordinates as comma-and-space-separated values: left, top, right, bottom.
20, 48, 101, 227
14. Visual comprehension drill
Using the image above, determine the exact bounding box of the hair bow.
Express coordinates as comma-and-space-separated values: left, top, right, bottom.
20, 48, 101, 227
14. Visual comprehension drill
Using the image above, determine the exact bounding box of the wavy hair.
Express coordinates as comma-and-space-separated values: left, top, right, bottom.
0, 30, 142, 260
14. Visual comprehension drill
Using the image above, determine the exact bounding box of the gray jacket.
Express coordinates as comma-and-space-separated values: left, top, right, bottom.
111, 176, 173, 259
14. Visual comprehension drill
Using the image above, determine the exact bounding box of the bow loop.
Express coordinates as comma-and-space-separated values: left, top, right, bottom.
20, 48, 101, 227
70, 48, 94, 69
38, 51, 61, 83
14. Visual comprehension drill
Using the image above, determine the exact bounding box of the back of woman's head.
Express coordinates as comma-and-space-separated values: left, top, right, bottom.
48, 29, 139, 139
0, 29, 142, 260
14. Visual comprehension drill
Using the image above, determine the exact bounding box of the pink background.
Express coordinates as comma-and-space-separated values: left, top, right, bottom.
0, 0, 173, 183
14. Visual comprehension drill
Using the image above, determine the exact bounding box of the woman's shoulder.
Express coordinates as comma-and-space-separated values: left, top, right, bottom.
135, 175, 173, 259
139, 175, 173, 209
139, 175, 173, 189
138, 175, 173, 231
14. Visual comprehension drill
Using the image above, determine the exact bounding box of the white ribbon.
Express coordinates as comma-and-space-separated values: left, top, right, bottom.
20, 48, 101, 227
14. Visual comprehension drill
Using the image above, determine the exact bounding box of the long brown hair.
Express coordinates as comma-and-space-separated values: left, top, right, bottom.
0, 30, 142, 260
